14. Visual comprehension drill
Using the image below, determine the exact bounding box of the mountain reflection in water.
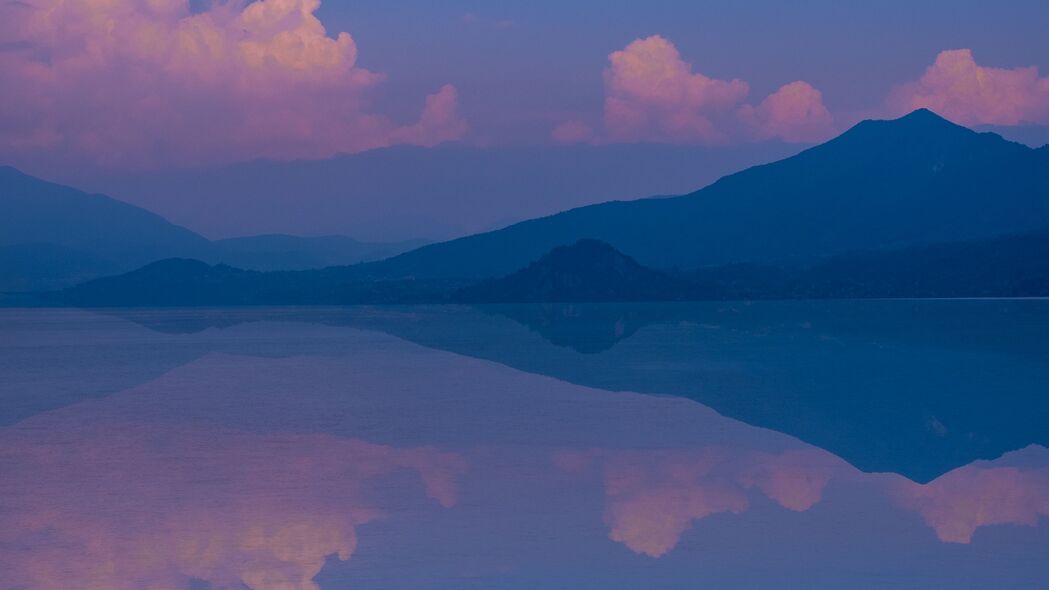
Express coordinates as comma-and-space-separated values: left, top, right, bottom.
1, 302, 1047, 589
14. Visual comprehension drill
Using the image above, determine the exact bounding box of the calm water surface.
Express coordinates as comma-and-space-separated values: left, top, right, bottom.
1, 301, 1047, 589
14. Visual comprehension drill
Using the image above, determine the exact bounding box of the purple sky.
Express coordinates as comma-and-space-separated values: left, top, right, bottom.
2, 0, 1048, 238
328, 0, 1049, 143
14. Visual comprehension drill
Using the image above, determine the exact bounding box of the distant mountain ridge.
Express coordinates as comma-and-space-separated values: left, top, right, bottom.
59, 259, 458, 307
460, 232, 1049, 303
0, 167, 206, 255
59, 229, 1049, 306
0, 167, 424, 291
686, 229, 1049, 299
9, 109, 1049, 301
0, 165, 214, 291
213, 234, 429, 272
352, 109, 1049, 281
58, 142, 800, 242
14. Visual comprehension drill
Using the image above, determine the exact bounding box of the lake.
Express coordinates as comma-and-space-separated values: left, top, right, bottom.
2, 300, 1048, 589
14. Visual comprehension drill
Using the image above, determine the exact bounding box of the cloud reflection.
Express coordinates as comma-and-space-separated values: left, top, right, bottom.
0, 419, 466, 590
893, 459, 1049, 543
554, 448, 839, 557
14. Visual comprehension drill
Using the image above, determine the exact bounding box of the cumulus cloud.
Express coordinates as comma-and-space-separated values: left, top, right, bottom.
392, 84, 469, 146
738, 81, 835, 143
889, 49, 1049, 126
0, 0, 467, 167
602, 35, 749, 143
556, 35, 834, 146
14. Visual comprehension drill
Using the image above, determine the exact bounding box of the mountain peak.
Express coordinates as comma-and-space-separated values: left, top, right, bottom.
454, 239, 695, 303
839, 108, 974, 142
897, 107, 950, 124
797, 107, 1030, 166
519, 239, 654, 280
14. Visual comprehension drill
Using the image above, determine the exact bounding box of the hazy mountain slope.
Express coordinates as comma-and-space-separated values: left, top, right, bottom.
0, 166, 429, 290
0, 244, 121, 293
59, 142, 800, 241
213, 234, 429, 271
358, 110, 1049, 281
0, 166, 215, 285
0, 166, 220, 292
59, 259, 462, 307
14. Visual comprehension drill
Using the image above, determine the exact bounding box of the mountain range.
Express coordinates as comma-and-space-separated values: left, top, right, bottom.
64, 301, 1049, 484
60, 227, 1049, 306
0, 166, 424, 292
5, 108, 1049, 304
49, 142, 800, 242
211, 234, 428, 272
457, 232, 1049, 303
354, 109, 1049, 281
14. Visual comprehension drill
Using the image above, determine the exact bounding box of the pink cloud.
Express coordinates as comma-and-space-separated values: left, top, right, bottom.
738, 81, 835, 143
564, 35, 834, 146
602, 35, 750, 143
888, 49, 1049, 126
392, 84, 469, 146
0, 0, 467, 167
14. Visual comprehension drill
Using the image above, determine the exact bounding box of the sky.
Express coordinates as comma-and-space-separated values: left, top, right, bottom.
327, 0, 1049, 143
2, 0, 1049, 237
